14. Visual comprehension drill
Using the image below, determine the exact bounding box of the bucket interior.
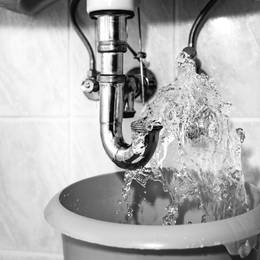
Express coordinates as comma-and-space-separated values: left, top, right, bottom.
59, 172, 260, 226
59, 172, 176, 225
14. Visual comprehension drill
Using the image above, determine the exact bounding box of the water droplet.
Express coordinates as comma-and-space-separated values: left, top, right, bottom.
236, 128, 246, 143
201, 214, 207, 223
127, 207, 134, 218
238, 240, 252, 258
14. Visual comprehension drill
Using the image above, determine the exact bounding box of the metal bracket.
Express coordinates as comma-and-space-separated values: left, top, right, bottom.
81, 76, 100, 101
126, 67, 157, 103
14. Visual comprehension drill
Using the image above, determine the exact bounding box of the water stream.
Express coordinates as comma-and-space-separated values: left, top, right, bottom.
121, 51, 249, 226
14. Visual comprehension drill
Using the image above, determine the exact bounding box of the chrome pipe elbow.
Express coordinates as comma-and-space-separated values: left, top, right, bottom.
100, 82, 162, 170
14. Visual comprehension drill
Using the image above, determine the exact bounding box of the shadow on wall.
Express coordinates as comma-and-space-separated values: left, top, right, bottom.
1, 0, 259, 50
1, 0, 260, 26
0, 0, 68, 28
242, 148, 260, 188
177, 0, 260, 21
0, 0, 59, 15
69, 0, 260, 24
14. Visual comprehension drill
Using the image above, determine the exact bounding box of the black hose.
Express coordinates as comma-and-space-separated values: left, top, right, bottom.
188, 0, 218, 49
70, 0, 97, 74
127, 44, 138, 58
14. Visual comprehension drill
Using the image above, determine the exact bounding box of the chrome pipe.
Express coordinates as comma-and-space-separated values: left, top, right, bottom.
101, 53, 123, 75
97, 15, 128, 53
96, 14, 162, 170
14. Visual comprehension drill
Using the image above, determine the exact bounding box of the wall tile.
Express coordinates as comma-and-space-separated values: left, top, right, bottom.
175, 0, 260, 118
127, 0, 175, 87
69, 0, 100, 117
0, 251, 62, 260
0, 119, 69, 253
70, 117, 119, 180
0, 1, 69, 116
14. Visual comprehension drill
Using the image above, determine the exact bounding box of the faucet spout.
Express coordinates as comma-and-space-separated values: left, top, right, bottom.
100, 81, 162, 170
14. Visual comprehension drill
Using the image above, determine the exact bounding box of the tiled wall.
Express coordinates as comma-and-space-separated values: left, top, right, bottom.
0, 0, 259, 259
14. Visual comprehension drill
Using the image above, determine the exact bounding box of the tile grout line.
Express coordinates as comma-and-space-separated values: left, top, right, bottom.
231, 118, 260, 123
174, 0, 180, 59
68, 0, 73, 182
0, 116, 258, 122
0, 116, 70, 122
172, 0, 177, 78
0, 250, 62, 258
174, 0, 178, 53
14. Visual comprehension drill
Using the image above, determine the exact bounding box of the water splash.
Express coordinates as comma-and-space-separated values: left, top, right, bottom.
121, 51, 248, 225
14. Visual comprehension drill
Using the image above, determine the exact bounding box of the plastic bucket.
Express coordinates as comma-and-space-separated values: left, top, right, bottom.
45, 172, 260, 259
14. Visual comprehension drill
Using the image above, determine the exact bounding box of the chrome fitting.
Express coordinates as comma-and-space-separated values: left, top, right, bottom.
97, 15, 128, 53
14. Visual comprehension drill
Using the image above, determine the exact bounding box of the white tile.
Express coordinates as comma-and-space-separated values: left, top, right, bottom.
0, 250, 62, 260
69, 0, 99, 117
0, 1, 69, 116
70, 117, 119, 180
127, 0, 175, 87
0, 119, 69, 253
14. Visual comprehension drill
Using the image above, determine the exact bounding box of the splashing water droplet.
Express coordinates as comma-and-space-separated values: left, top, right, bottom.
163, 204, 179, 226
236, 128, 246, 143
238, 240, 252, 258
127, 207, 134, 218
201, 214, 207, 223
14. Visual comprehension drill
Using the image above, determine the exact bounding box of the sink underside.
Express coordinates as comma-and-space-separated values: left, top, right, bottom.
0, 0, 58, 14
